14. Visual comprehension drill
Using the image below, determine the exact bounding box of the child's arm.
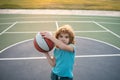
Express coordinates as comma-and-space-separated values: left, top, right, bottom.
44, 52, 56, 67
41, 32, 74, 52
50, 36, 74, 52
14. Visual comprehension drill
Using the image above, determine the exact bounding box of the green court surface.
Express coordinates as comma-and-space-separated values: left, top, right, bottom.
0, 14, 120, 51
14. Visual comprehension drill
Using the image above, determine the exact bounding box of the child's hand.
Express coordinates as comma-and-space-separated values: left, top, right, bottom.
41, 31, 53, 39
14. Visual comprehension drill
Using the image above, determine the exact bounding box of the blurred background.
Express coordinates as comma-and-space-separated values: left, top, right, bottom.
0, 0, 120, 11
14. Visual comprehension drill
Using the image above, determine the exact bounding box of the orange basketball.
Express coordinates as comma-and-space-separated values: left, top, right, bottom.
33, 32, 55, 53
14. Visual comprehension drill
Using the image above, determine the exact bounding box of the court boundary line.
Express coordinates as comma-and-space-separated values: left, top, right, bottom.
0, 36, 120, 54
4, 30, 108, 34
55, 21, 59, 30
98, 22, 120, 24
0, 16, 120, 20
93, 21, 120, 39
0, 54, 120, 61
0, 21, 120, 25
0, 21, 17, 35
0, 39, 33, 53
74, 30, 108, 33
17, 21, 93, 23
0, 23, 13, 25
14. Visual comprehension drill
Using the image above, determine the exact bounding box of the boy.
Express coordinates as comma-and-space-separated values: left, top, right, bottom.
41, 25, 75, 80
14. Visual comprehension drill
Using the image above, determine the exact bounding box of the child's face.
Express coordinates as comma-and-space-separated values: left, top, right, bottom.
58, 33, 70, 45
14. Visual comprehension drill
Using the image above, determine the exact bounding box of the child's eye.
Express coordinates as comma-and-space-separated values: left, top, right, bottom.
59, 35, 63, 38
65, 36, 69, 38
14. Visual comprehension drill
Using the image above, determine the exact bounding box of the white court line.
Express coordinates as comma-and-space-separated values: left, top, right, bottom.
4, 30, 108, 34
75, 30, 108, 33
5, 32, 38, 34
0, 54, 120, 61
0, 16, 119, 20
93, 21, 120, 39
18, 21, 56, 23
0, 57, 46, 60
0, 22, 13, 25
0, 21, 17, 35
17, 21, 93, 23
0, 39, 33, 53
75, 54, 120, 58
4, 31, 55, 34
99, 22, 120, 24
55, 21, 59, 30
0, 21, 120, 25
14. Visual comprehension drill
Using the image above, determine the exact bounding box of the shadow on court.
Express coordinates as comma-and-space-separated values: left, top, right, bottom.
0, 37, 120, 80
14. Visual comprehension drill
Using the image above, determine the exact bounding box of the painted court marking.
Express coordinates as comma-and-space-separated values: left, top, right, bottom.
0, 54, 120, 61
0, 21, 17, 35
1, 20, 108, 24
0, 21, 120, 25
4, 30, 108, 34
0, 20, 119, 52
0, 17, 120, 61
55, 21, 59, 30
93, 21, 120, 39
0, 37, 120, 61
0, 16, 119, 20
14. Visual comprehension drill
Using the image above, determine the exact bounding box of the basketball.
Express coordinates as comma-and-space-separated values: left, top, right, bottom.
33, 32, 55, 53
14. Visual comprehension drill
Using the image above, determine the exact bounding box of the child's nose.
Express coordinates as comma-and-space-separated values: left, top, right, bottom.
62, 38, 66, 41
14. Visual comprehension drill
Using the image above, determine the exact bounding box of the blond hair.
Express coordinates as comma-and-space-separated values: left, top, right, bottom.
55, 25, 75, 44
